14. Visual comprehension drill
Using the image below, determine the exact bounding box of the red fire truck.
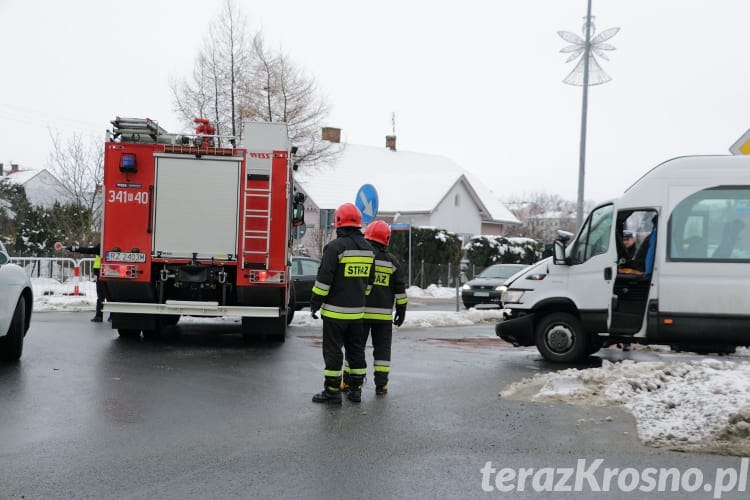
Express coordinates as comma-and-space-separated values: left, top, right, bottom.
100, 117, 304, 341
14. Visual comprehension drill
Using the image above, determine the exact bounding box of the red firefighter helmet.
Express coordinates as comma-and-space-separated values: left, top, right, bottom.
334, 203, 362, 228
364, 220, 391, 246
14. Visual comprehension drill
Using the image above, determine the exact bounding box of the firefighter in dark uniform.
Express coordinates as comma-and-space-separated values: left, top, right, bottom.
310, 203, 375, 404
67, 243, 104, 322
344, 220, 407, 396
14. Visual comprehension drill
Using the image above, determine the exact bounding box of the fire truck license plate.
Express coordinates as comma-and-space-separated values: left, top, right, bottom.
106, 252, 146, 263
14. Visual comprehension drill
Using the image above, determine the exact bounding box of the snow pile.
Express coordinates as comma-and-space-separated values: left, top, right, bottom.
500, 359, 750, 455
406, 284, 458, 299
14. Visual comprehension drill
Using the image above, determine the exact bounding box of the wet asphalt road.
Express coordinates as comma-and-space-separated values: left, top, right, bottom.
1, 310, 748, 499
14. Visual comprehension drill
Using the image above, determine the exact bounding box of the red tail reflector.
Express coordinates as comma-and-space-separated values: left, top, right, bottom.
101, 264, 136, 278
249, 270, 285, 283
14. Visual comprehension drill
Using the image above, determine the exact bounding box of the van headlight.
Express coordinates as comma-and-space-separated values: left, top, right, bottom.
461, 284, 471, 291
501, 289, 524, 304
525, 273, 547, 281
495, 285, 508, 292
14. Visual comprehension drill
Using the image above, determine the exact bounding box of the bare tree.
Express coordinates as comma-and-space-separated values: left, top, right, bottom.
243, 35, 338, 167
503, 192, 591, 241
171, 0, 249, 139
171, 0, 337, 167
47, 129, 103, 226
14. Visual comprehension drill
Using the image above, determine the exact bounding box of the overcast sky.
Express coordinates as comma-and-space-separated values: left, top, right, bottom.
2, 0, 750, 205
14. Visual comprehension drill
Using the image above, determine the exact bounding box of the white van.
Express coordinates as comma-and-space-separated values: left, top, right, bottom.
496, 155, 750, 362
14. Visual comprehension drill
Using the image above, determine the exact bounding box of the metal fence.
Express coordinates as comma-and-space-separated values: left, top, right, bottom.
408, 261, 488, 289
9, 257, 97, 297
9, 257, 97, 281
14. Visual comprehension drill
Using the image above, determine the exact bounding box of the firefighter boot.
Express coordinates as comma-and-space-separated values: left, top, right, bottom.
346, 374, 365, 403
91, 314, 103, 323
374, 365, 389, 396
312, 377, 342, 405
340, 371, 351, 394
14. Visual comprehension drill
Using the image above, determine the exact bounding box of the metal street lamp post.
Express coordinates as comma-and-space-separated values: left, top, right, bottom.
559, 0, 619, 229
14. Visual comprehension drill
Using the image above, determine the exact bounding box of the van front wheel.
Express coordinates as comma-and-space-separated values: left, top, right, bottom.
535, 312, 589, 363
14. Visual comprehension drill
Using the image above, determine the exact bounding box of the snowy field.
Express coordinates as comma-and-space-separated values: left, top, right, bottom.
29, 278, 750, 456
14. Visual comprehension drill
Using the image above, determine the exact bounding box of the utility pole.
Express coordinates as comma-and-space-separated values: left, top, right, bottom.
576, 0, 593, 230
558, 0, 619, 230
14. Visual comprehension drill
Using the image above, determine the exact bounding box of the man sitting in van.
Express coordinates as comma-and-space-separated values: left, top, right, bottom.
622, 230, 636, 260
619, 217, 658, 275
618, 230, 643, 274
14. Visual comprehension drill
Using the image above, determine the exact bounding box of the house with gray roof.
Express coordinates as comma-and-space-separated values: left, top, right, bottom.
293, 133, 519, 258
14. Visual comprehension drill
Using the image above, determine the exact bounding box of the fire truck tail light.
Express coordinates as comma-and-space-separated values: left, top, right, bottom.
101, 264, 137, 278
249, 270, 286, 283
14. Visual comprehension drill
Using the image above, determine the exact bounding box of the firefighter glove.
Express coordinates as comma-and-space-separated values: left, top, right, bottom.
393, 305, 406, 327
310, 295, 322, 319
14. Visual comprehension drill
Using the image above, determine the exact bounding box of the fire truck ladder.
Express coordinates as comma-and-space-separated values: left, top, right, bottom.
242, 169, 273, 269
110, 116, 168, 142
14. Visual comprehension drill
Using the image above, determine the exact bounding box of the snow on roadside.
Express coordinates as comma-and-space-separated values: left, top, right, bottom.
32, 279, 98, 312
406, 284, 459, 299
500, 359, 750, 456
290, 307, 504, 328
30, 279, 505, 328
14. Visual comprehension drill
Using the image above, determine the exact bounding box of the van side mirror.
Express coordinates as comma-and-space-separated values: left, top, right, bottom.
552, 239, 568, 265
0, 252, 7, 265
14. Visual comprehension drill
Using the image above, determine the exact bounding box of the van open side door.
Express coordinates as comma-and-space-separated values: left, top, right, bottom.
609, 209, 659, 335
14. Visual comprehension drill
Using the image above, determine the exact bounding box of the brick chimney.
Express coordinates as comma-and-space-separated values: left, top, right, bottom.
386, 135, 396, 151
11, 163, 19, 173
322, 127, 341, 143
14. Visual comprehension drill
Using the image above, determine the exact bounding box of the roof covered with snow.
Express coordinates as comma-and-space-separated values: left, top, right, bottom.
3, 168, 42, 185
295, 143, 518, 224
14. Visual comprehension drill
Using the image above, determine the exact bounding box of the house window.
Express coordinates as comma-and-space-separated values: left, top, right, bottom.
454, 194, 460, 206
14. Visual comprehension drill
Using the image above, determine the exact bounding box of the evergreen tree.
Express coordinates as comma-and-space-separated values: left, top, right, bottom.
0, 178, 32, 252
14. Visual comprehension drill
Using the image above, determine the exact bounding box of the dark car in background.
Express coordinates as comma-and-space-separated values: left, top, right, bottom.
291, 256, 320, 310
461, 263, 528, 309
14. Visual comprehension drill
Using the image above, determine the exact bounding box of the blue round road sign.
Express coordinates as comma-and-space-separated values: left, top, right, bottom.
355, 184, 379, 224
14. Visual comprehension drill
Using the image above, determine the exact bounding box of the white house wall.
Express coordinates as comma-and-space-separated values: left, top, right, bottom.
24, 171, 66, 208
429, 182, 482, 237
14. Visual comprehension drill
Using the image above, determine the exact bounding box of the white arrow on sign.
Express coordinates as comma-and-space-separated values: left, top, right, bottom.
358, 190, 374, 217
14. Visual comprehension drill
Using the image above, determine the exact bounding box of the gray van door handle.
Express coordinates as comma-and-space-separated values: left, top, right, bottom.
604, 267, 612, 280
